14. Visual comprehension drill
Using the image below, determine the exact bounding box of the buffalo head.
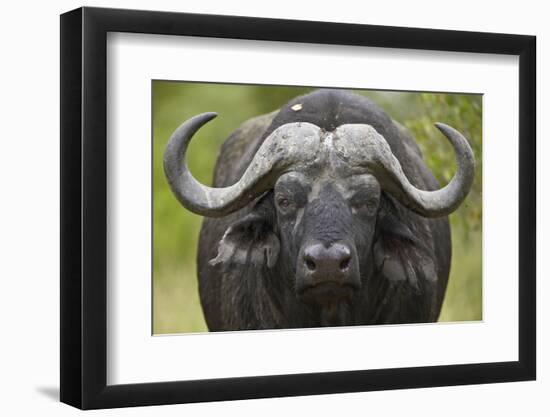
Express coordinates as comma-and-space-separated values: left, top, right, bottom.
164, 111, 475, 325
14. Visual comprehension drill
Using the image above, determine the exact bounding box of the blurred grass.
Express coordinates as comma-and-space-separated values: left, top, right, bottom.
152, 82, 482, 334
439, 230, 482, 322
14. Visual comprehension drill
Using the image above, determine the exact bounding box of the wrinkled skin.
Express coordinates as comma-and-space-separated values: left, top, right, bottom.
274, 171, 379, 326
197, 90, 452, 331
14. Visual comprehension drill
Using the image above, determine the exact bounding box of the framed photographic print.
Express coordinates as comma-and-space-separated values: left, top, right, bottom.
60, 6, 536, 409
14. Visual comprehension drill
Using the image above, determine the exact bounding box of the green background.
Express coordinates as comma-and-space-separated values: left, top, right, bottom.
153, 82, 482, 334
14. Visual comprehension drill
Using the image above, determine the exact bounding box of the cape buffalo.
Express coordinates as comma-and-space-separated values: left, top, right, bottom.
163, 89, 475, 331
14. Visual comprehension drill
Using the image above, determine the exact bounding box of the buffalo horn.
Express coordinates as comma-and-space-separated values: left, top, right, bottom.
334, 122, 475, 218
163, 112, 322, 217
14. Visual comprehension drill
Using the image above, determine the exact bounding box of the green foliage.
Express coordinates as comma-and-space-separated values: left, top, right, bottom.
403, 93, 483, 237
153, 82, 482, 333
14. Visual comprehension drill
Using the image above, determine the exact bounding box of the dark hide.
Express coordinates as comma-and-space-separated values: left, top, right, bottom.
369, 196, 440, 323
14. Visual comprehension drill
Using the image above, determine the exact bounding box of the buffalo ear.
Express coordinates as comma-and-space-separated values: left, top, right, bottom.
373, 209, 436, 292
209, 196, 280, 269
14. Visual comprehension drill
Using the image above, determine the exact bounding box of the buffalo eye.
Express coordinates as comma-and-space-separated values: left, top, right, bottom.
350, 193, 379, 217
274, 173, 310, 215
364, 200, 379, 215
276, 195, 297, 215
277, 197, 290, 209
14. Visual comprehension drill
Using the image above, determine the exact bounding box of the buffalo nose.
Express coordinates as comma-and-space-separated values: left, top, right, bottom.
302, 242, 352, 282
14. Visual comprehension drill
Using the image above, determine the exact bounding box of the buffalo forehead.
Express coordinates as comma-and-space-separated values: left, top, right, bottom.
306, 173, 380, 202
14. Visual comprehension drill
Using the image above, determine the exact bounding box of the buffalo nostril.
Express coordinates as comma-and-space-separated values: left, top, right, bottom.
305, 257, 316, 271
339, 256, 351, 271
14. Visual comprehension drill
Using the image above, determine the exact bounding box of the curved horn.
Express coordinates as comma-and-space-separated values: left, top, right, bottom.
163, 113, 322, 217
333, 122, 475, 218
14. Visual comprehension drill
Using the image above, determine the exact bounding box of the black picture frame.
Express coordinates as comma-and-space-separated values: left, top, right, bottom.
60, 6, 536, 410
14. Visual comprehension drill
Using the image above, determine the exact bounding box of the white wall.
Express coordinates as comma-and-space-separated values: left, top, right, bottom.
0, 0, 546, 415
